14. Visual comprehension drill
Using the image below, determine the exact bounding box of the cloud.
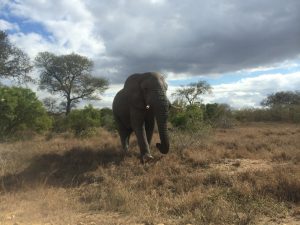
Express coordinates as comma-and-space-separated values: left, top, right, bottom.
205, 72, 300, 108
4, 0, 105, 58
9, 32, 55, 57
2, 0, 300, 84
1, 0, 300, 109
0, 19, 19, 31
87, 0, 300, 82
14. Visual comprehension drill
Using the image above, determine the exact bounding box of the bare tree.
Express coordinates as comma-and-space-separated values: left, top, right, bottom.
35, 52, 108, 115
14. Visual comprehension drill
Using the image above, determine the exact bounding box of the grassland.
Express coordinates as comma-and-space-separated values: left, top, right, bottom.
0, 123, 300, 225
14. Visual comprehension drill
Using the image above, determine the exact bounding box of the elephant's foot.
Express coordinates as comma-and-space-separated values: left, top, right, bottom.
141, 153, 154, 164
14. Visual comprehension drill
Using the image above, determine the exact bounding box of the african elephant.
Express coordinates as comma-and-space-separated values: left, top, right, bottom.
112, 72, 170, 163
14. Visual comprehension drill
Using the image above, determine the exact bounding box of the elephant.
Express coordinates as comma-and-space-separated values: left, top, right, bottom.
112, 72, 170, 163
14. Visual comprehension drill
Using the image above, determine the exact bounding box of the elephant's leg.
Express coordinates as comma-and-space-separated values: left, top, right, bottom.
145, 115, 155, 145
130, 111, 153, 163
133, 126, 149, 155
134, 126, 154, 163
115, 117, 132, 153
119, 127, 132, 153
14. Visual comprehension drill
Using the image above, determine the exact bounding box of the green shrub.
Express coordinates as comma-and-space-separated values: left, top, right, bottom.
0, 86, 52, 139
170, 104, 204, 131
100, 107, 117, 131
170, 111, 188, 128
51, 113, 69, 133
66, 105, 102, 136
290, 105, 300, 122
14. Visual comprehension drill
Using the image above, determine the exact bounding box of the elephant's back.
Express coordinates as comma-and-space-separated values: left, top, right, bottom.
112, 89, 129, 115
112, 89, 123, 112
124, 72, 161, 89
124, 73, 143, 88
112, 89, 131, 127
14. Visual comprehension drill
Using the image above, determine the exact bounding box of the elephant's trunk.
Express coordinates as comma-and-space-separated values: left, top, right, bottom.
153, 91, 170, 154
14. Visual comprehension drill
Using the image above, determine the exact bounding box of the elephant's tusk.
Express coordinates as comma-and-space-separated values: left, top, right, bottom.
146, 105, 150, 109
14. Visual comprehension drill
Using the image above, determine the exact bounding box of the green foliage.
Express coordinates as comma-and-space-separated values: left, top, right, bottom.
239, 91, 300, 123
0, 87, 52, 139
170, 111, 188, 128
170, 104, 204, 131
169, 103, 212, 154
51, 114, 69, 133
170, 102, 234, 130
290, 106, 300, 123
100, 107, 117, 131
66, 105, 102, 136
204, 103, 220, 121
50, 107, 117, 134
35, 52, 108, 115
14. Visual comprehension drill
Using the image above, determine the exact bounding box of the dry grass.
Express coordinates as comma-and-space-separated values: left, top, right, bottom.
0, 123, 300, 225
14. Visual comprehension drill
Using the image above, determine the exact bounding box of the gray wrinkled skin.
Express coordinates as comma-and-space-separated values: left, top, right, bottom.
112, 72, 170, 163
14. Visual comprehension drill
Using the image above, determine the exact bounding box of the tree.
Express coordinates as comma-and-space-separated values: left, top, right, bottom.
172, 80, 212, 106
42, 97, 63, 114
260, 91, 300, 122
261, 91, 300, 107
0, 30, 32, 82
0, 86, 52, 138
35, 52, 109, 115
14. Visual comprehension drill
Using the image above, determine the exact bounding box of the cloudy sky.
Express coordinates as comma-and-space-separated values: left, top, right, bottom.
1, 0, 300, 108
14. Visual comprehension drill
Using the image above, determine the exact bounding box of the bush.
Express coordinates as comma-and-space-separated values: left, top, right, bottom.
170, 111, 188, 128
234, 105, 300, 123
204, 103, 234, 128
0, 86, 52, 139
66, 105, 102, 136
100, 108, 117, 131
51, 113, 69, 133
170, 104, 204, 131
290, 105, 300, 122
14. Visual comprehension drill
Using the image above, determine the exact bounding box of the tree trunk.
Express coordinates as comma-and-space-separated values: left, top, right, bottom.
66, 98, 71, 115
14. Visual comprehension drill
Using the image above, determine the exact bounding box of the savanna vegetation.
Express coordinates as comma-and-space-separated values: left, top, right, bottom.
1, 30, 300, 224
1, 123, 299, 225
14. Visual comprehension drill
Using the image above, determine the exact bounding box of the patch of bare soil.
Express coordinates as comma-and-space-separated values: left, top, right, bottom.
211, 158, 289, 174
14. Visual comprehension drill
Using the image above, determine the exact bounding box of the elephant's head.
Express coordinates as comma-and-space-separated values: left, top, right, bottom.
127, 72, 170, 154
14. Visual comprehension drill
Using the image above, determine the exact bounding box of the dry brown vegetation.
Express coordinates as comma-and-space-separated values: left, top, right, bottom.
0, 123, 300, 225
